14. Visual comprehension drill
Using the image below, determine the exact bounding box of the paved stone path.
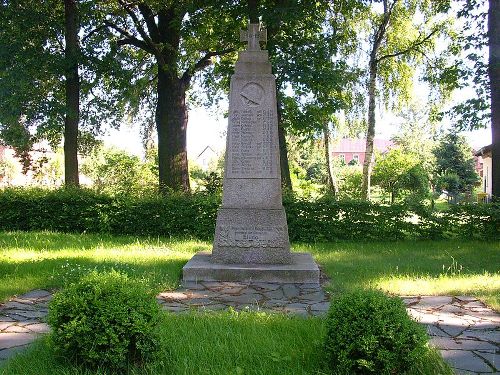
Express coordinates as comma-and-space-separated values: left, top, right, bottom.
0, 286, 498, 374
157, 282, 330, 316
0, 290, 51, 362
404, 295, 499, 374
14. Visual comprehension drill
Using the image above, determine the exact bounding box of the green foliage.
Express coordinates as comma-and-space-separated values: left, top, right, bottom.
433, 132, 479, 198
337, 167, 363, 199
82, 147, 157, 196
47, 270, 161, 371
435, 172, 461, 201
391, 105, 438, 175
0, 158, 19, 186
445, 0, 489, 130
30, 150, 64, 187
0, 0, 126, 156
200, 171, 223, 195
189, 158, 223, 195
287, 137, 327, 198
1, 188, 498, 241
372, 148, 430, 203
335, 0, 456, 115
324, 289, 428, 375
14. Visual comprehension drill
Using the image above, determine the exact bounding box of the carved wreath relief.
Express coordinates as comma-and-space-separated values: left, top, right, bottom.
240, 82, 264, 107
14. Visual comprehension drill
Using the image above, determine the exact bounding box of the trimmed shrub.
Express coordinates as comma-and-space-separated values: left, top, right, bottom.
0, 187, 498, 241
324, 289, 428, 374
47, 270, 161, 371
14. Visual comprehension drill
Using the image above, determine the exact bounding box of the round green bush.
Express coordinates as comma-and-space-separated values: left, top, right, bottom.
324, 289, 428, 374
47, 270, 161, 370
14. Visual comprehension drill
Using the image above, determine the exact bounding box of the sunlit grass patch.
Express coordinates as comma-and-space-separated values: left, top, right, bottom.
377, 273, 500, 309
297, 240, 500, 310
0, 231, 479, 374
0, 231, 210, 301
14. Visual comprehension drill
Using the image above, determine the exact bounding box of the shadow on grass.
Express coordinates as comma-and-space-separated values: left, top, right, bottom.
0, 256, 189, 300
0, 231, 209, 253
297, 240, 500, 309
0, 310, 453, 375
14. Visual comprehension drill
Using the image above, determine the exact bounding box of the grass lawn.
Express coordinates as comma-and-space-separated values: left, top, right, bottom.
302, 241, 500, 310
0, 231, 497, 374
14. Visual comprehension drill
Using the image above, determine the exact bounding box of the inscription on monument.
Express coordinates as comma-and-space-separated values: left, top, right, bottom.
218, 225, 287, 248
229, 108, 274, 177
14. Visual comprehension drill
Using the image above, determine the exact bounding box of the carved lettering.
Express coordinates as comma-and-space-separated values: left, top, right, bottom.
228, 108, 274, 177
217, 225, 287, 248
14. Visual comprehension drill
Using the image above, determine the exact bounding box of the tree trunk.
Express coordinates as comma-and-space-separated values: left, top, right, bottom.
323, 124, 338, 195
277, 103, 292, 190
489, 0, 500, 199
362, 58, 377, 200
156, 68, 190, 194
63, 0, 80, 187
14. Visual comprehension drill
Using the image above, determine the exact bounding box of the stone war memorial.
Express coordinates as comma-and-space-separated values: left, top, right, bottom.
183, 23, 319, 284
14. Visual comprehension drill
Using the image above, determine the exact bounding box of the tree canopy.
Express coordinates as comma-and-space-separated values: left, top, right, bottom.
433, 131, 479, 200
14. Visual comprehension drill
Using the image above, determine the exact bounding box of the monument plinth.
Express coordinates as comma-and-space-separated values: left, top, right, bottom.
183, 23, 319, 284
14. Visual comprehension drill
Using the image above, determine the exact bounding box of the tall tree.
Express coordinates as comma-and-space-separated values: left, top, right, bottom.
263, 0, 358, 191
433, 131, 479, 200
100, 1, 238, 194
489, 0, 500, 198
444, 1, 498, 198
0, 1, 60, 171
332, 0, 453, 200
63, 0, 80, 186
362, 0, 452, 199
372, 148, 429, 203
446, 1, 489, 130
323, 124, 338, 194
0, 1, 126, 185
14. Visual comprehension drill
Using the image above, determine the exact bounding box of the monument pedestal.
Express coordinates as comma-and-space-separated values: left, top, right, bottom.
182, 23, 320, 285
212, 208, 291, 264
183, 252, 319, 284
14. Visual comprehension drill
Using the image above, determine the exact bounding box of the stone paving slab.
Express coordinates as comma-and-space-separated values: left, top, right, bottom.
405, 296, 499, 374
0, 288, 498, 375
157, 281, 330, 318
0, 290, 51, 364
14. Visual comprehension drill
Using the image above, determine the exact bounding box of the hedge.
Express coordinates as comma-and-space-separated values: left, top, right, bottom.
0, 188, 498, 241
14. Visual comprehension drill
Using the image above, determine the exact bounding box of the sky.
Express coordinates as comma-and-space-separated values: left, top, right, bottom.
106, 99, 492, 162
105, 2, 492, 162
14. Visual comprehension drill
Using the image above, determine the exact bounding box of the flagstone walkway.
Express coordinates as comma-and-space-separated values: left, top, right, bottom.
0, 285, 498, 374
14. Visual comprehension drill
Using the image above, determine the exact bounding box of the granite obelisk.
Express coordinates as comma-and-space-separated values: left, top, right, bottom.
212, 23, 291, 264
183, 23, 319, 284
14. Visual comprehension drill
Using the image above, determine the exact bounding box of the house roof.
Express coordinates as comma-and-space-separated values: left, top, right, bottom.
196, 145, 216, 159
474, 144, 492, 157
332, 138, 394, 153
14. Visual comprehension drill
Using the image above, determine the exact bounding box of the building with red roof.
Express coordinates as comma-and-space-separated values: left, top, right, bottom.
331, 138, 394, 165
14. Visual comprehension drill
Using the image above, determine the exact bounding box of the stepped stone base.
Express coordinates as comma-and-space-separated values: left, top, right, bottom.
182, 252, 320, 284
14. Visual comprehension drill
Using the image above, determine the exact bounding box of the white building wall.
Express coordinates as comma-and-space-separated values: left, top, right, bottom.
482, 156, 493, 198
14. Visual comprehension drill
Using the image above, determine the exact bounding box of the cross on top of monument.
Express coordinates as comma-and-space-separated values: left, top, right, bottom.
240, 23, 267, 51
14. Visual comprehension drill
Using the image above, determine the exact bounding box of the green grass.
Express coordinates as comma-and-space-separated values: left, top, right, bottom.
0, 231, 208, 301
0, 231, 496, 374
0, 232, 498, 308
301, 240, 500, 310
1, 311, 451, 375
